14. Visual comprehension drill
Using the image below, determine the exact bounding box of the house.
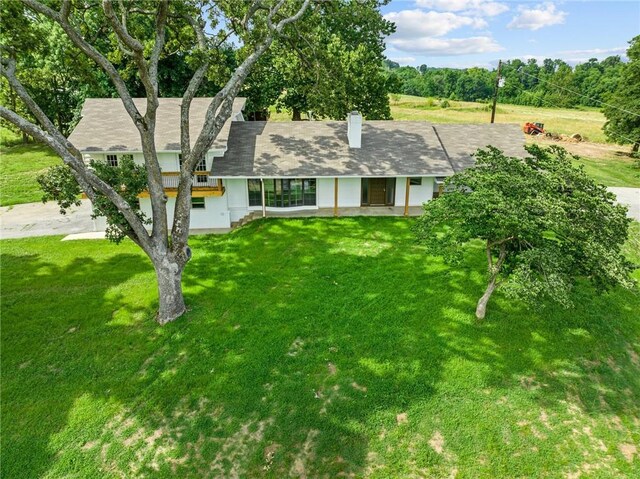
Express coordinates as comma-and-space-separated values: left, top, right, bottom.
68, 98, 525, 230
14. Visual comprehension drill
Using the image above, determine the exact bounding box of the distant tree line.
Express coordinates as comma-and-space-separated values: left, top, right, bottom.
385, 56, 626, 109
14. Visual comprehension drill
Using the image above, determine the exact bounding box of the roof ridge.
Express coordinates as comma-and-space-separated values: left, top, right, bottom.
432, 125, 455, 173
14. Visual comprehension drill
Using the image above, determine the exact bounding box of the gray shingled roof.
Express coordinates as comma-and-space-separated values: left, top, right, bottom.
212, 121, 525, 177
434, 123, 526, 172
68, 97, 246, 152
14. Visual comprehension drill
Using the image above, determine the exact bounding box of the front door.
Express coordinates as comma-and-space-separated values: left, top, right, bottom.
361, 178, 395, 206
369, 178, 387, 205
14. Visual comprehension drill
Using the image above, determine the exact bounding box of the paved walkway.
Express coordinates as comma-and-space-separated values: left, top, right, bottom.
608, 187, 640, 221
0, 200, 99, 239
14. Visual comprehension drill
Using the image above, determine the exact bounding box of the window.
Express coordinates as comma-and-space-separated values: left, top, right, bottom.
361, 178, 369, 205
178, 154, 183, 168
196, 175, 208, 184
191, 197, 205, 209
409, 177, 422, 186
433, 177, 446, 199
302, 179, 316, 206
195, 158, 207, 172
106, 154, 118, 167
254, 179, 316, 207
248, 179, 262, 206
385, 177, 396, 205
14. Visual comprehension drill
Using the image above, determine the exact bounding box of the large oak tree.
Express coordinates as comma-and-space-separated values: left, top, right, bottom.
0, 0, 313, 324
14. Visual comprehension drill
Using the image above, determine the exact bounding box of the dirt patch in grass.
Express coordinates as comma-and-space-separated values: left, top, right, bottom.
619, 443, 637, 462
289, 429, 319, 479
396, 412, 408, 425
429, 431, 445, 455
287, 337, 305, 356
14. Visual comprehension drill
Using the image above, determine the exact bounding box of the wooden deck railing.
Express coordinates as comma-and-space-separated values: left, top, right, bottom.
161, 174, 220, 190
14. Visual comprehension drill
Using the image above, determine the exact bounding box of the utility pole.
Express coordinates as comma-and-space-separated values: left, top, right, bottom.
490, 60, 502, 124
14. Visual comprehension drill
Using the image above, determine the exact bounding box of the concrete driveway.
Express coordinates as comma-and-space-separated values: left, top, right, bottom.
0, 200, 99, 239
609, 187, 640, 221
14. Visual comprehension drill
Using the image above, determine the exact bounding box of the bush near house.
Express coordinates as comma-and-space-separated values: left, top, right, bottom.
1, 218, 639, 478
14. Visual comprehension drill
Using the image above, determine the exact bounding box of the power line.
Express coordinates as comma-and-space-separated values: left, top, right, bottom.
518, 70, 640, 118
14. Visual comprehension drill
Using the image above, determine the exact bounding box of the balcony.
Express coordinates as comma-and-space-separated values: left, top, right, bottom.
139, 172, 225, 198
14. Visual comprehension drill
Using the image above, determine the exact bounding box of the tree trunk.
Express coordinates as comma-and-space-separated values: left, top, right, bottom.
475, 276, 497, 320
292, 108, 302, 121
633, 142, 639, 153
154, 257, 186, 324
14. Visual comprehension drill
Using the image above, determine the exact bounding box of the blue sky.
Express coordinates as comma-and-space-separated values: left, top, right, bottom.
381, 1, 640, 68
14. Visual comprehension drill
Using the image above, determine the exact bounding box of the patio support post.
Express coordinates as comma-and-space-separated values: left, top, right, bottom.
404, 177, 410, 217
334, 178, 339, 217
261, 178, 266, 218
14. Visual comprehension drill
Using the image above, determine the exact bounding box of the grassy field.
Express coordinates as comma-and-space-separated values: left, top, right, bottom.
2, 218, 639, 478
0, 128, 60, 206
270, 95, 609, 144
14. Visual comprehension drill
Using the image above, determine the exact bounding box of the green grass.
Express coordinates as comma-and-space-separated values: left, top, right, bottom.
574, 155, 640, 188
2, 217, 639, 478
0, 128, 60, 206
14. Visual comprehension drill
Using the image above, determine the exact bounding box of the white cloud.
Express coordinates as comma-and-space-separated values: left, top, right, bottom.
389, 36, 504, 56
508, 3, 567, 31
384, 10, 487, 39
389, 56, 417, 65
558, 47, 627, 56
415, 0, 509, 17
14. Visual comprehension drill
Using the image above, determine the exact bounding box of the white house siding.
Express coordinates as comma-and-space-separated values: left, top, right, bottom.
394, 176, 434, 207
139, 195, 231, 230
337, 178, 361, 207
317, 178, 335, 208
225, 178, 250, 222
157, 153, 178, 171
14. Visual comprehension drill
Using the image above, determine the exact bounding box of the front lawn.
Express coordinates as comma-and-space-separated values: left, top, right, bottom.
0, 128, 60, 206
1, 218, 639, 478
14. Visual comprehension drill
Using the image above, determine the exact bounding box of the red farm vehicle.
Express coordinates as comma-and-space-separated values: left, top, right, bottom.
523, 122, 545, 135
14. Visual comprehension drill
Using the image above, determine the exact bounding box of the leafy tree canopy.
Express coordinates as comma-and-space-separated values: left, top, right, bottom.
603, 35, 640, 152
242, 0, 395, 120
384, 54, 627, 110
414, 145, 635, 319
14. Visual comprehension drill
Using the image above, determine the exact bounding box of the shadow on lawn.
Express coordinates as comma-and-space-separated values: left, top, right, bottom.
1, 218, 639, 478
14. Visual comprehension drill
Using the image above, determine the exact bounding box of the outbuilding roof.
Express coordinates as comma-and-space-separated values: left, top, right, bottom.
211, 121, 525, 177
68, 97, 246, 152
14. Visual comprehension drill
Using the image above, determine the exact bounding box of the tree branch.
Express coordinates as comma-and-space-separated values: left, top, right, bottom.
20, 0, 144, 128
0, 106, 152, 251
172, 0, 312, 250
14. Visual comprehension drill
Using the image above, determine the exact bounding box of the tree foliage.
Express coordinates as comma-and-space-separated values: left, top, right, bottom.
385, 55, 626, 109
242, 0, 395, 120
37, 156, 150, 243
603, 35, 640, 152
414, 145, 635, 319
